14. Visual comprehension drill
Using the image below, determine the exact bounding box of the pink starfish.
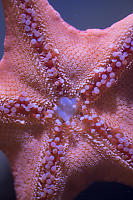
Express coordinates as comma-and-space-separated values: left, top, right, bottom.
0, 0, 133, 199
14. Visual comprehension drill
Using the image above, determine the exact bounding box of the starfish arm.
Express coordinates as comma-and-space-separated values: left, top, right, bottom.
95, 62, 133, 161
0, 0, 60, 126
1, 0, 81, 97
78, 14, 133, 102
0, 126, 104, 200
0, 125, 45, 199
2, 0, 133, 102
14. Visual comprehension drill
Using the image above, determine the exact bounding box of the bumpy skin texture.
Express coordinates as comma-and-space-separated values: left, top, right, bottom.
0, 0, 133, 199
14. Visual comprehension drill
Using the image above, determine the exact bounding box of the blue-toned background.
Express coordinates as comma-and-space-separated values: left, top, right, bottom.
0, 0, 133, 199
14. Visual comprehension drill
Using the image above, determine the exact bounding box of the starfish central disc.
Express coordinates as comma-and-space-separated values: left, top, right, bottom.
56, 97, 77, 121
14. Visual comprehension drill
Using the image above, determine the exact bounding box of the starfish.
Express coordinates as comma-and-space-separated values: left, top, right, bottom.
0, 0, 133, 199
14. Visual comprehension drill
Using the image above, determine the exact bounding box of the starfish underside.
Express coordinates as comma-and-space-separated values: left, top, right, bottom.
0, 0, 133, 199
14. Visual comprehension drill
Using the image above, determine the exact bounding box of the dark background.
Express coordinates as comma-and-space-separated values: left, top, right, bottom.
0, 0, 133, 199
